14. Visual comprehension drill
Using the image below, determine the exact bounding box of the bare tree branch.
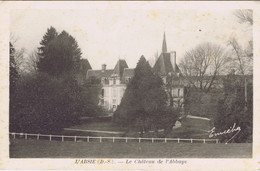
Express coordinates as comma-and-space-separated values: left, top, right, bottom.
24, 49, 40, 73
10, 32, 19, 45
234, 9, 253, 25
228, 38, 253, 75
179, 42, 229, 93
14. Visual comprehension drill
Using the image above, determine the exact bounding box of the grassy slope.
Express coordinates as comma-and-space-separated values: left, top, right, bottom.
167, 116, 212, 139
10, 139, 252, 158
64, 116, 213, 138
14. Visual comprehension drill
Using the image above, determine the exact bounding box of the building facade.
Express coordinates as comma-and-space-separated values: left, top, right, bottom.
87, 60, 134, 111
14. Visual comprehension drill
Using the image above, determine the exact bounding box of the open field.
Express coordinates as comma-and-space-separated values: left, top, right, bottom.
63, 116, 212, 138
10, 139, 252, 158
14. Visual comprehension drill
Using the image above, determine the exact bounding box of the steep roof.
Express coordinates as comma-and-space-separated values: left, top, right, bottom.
122, 68, 134, 78
153, 52, 180, 76
86, 59, 131, 80
86, 69, 114, 79
162, 32, 167, 53
113, 59, 129, 78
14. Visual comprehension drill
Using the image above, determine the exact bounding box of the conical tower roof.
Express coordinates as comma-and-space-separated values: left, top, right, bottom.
162, 32, 167, 53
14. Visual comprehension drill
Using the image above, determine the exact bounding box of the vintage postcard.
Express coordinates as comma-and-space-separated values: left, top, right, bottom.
0, 1, 259, 170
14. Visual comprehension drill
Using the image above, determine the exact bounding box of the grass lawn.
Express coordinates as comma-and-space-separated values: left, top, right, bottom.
10, 139, 252, 158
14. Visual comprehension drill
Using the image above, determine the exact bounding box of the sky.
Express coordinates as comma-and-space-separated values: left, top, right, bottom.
10, 8, 252, 70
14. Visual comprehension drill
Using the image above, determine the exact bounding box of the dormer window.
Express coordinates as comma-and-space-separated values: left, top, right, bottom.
125, 77, 131, 83
101, 77, 109, 85
105, 78, 109, 84
101, 78, 105, 84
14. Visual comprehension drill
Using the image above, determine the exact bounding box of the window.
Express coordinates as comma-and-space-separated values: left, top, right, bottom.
125, 77, 131, 83
105, 78, 109, 84
101, 89, 104, 97
113, 99, 116, 104
112, 105, 117, 111
113, 88, 117, 97
102, 77, 109, 84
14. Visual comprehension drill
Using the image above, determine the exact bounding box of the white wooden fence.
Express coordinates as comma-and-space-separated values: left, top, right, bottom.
9, 132, 219, 144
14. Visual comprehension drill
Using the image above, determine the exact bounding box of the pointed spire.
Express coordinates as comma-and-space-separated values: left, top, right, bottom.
162, 32, 167, 53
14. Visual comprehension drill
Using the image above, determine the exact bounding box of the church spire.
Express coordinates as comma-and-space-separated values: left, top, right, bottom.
162, 32, 167, 53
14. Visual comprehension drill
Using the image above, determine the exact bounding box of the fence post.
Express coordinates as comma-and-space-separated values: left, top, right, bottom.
126, 137, 127, 143
87, 136, 89, 143
165, 138, 167, 143
37, 134, 39, 140
203, 139, 205, 144
100, 137, 102, 143
49, 135, 52, 141
25, 133, 27, 140
62, 135, 64, 142
139, 138, 140, 143
113, 137, 114, 143
74, 136, 77, 142
216, 139, 218, 144
13, 133, 15, 139
152, 138, 154, 143
178, 138, 180, 143
191, 139, 193, 143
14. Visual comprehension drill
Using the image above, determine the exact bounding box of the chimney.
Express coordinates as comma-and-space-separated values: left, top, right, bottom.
102, 64, 106, 72
170, 51, 176, 72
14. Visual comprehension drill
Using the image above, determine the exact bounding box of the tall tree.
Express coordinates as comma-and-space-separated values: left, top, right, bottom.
9, 42, 19, 92
38, 26, 58, 57
227, 10, 253, 75
9, 42, 20, 132
37, 29, 82, 77
114, 56, 148, 125
179, 42, 230, 93
114, 56, 176, 137
37, 26, 58, 74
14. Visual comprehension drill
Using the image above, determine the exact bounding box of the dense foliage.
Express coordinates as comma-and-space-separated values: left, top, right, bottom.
214, 74, 253, 143
114, 56, 179, 137
10, 27, 101, 134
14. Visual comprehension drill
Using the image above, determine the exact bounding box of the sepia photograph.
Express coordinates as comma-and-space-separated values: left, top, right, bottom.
0, 1, 259, 170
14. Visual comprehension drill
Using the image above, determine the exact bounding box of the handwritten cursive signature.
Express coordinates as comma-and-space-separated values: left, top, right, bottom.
209, 123, 241, 144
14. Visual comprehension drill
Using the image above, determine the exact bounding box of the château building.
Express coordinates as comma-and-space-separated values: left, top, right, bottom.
153, 32, 185, 108
87, 60, 135, 111
86, 32, 185, 111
